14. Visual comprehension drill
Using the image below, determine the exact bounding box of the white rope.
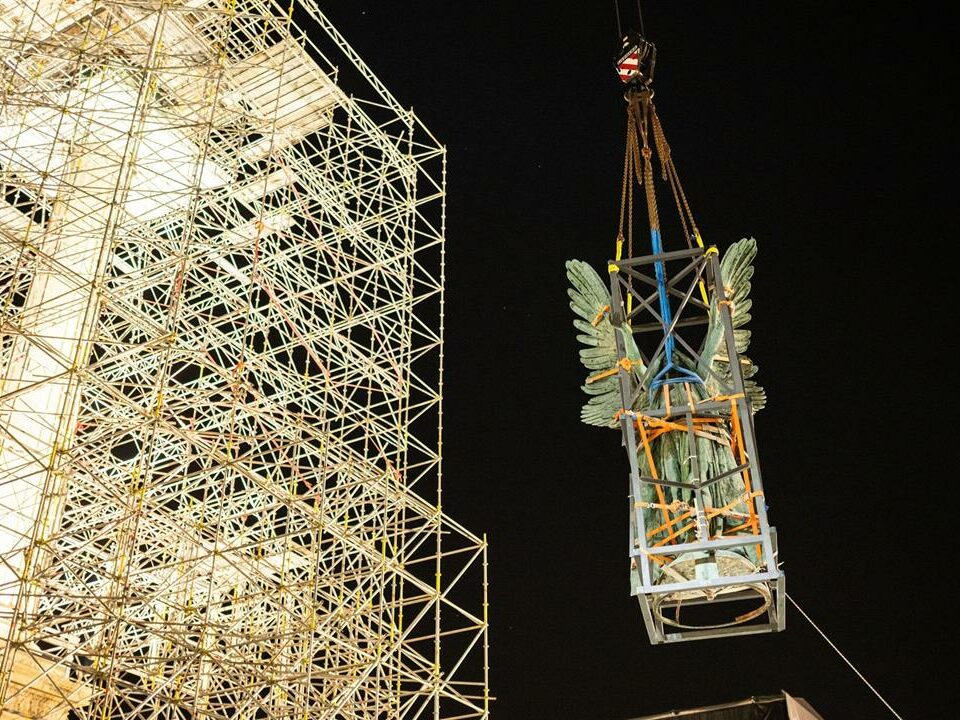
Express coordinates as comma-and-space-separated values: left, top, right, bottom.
786, 593, 904, 720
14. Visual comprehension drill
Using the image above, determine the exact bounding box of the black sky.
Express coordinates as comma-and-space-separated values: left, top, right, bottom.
321, 3, 953, 718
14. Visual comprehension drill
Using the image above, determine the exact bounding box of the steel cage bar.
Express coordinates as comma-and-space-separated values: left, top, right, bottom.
609, 247, 783, 644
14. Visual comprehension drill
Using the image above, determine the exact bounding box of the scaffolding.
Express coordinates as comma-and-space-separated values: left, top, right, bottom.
0, 0, 489, 717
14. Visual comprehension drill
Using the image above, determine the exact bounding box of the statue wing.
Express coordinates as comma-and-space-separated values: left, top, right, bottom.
566, 259, 645, 427
697, 238, 766, 410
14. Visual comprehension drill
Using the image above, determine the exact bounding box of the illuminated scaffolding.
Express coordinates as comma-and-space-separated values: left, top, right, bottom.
0, 1, 489, 718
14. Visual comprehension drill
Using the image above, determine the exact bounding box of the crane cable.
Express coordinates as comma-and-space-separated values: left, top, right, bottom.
616, 87, 709, 305
613, 0, 646, 39
615, 98, 638, 263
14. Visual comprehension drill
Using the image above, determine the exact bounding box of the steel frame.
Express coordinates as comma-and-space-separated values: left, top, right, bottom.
0, 0, 489, 717
609, 246, 784, 643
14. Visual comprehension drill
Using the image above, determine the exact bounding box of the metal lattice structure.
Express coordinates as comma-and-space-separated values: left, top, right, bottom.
609, 248, 784, 643
0, 1, 489, 717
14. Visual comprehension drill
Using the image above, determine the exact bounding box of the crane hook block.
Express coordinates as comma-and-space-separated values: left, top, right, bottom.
616, 32, 656, 86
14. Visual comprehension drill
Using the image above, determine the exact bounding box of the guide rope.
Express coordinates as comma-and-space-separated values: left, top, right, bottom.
786, 593, 905, 720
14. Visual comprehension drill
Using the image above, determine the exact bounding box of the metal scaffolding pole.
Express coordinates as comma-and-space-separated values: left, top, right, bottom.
0, 1, 488, 717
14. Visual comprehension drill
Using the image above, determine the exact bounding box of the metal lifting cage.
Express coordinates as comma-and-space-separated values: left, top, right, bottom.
609, 246, 784, 643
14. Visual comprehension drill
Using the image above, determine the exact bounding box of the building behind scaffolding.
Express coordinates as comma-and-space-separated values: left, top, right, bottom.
0, 0, 488, 717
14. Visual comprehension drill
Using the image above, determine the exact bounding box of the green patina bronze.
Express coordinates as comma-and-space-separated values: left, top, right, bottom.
566, 239, 765, 549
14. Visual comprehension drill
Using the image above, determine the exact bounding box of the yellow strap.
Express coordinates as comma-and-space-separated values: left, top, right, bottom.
697, 238, 715, 305
613, 228, 630, 320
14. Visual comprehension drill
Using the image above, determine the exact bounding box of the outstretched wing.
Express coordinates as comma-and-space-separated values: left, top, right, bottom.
697, 238, 766, 410
566, 259, 645, 427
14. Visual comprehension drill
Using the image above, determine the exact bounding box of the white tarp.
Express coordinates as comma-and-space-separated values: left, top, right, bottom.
784, 691, 826, 720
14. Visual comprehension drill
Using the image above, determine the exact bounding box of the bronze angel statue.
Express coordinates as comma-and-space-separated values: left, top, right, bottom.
566, 238, 765, 557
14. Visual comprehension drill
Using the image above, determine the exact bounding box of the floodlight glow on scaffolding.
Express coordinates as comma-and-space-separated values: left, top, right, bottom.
0, 1, 489, 717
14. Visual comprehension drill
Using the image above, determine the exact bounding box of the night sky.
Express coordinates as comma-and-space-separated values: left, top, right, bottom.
322, 4, 951, 718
